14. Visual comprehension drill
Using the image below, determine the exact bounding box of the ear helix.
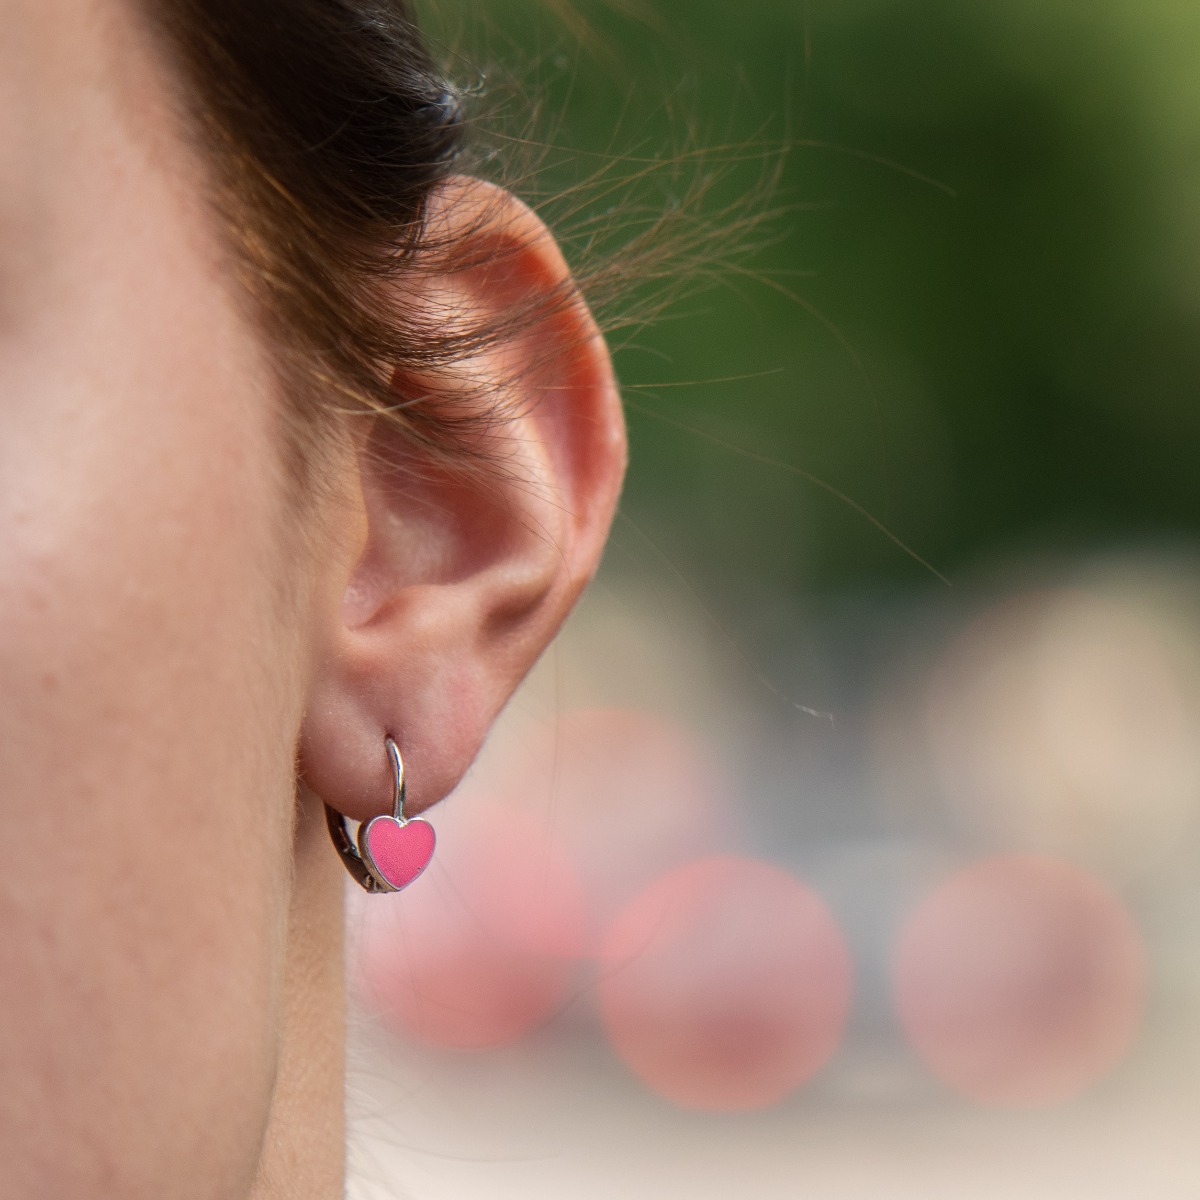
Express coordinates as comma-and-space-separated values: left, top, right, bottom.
324, 737, 436, 893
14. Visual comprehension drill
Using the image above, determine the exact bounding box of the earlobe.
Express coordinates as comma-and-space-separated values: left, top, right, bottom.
299, 179, 626, 824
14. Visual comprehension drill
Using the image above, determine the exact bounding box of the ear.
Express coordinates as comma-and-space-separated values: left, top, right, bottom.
298, 179, 626, 822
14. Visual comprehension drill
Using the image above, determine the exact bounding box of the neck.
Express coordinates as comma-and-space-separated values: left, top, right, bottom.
253, 785, 347, 1199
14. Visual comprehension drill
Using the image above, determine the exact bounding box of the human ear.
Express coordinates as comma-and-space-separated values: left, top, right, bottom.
299, 179, 626, 822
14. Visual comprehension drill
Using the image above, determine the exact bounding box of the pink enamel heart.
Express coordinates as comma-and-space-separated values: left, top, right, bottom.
361, 816, 436, 891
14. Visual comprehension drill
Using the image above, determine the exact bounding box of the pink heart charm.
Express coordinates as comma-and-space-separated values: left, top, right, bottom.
359, 816, 436, 892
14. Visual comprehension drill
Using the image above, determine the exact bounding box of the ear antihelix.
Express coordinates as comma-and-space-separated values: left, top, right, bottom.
324, 736, 435, 893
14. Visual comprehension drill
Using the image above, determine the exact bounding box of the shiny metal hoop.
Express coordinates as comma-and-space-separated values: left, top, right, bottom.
324, 735, 408, 894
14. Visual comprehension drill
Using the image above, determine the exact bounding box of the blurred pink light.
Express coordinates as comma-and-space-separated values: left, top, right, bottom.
892, 854, 1147, 1107
598, 855, 852, 1112
494, 707, 738, 942
354, 802, 588, 1049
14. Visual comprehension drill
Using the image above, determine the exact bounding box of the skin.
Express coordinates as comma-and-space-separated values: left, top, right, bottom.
0, 2, 626, 1197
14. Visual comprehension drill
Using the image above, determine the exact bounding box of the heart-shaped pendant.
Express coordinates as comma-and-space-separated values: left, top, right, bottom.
325, 736, 435, 893
359, 812, 435, 891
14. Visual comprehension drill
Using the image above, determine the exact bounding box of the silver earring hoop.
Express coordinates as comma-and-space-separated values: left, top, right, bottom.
324, 737, 436, 893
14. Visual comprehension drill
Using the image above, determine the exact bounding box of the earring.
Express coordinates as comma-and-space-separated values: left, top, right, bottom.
324, 737, 436, 893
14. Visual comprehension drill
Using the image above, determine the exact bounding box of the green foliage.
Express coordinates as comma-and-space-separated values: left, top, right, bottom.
425, 0, 1200, 596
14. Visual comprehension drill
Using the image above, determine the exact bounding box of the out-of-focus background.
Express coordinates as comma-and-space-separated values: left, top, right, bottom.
346, 2, 1200, 1196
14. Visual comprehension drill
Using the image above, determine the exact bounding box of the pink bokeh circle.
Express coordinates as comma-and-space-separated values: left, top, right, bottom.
355, 802, 588, 1049
501, 708, 737, 942
892, 854, 1147, 1106
598, 855, 852, 1111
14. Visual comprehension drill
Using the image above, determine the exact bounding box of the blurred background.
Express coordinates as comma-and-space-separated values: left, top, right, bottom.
346, 1, 1200, 1195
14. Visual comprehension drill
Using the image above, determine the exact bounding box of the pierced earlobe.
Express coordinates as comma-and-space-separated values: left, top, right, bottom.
324, 737, 436, 893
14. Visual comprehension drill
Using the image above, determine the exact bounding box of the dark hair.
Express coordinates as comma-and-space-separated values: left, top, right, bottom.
146, 0, 532, 476
145, 0, 767, 486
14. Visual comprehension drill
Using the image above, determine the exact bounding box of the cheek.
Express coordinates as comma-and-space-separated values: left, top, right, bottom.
0, 154, 309, 1196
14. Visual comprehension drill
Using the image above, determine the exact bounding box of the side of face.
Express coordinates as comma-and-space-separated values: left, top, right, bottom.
0, 2, 625, 1197
0, 1, 324, 1194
